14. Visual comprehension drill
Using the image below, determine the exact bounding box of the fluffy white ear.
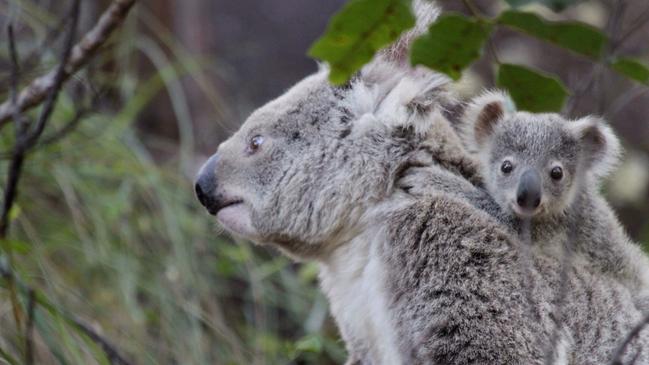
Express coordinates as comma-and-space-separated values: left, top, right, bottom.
342, 1, 448, 136
567, 116, 622, 181
463, 90, 514, 149
381, 0, 440, 65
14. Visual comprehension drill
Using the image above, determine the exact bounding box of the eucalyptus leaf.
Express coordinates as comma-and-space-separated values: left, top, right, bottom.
498, 10, 606, 59
611, 58, 649, 85
497, 64, 569, 112
309, 0, 415, 85
411, 13, 492, 80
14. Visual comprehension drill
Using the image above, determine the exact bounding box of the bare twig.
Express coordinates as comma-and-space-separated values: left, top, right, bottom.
2, 22, 26, 329
1, 0, 79, 339
565, 0, 626, 116
610, 312, 649, 365
70, 318, 133, 365
38, 107, 89, 146
0, 0, 136, 126
0, 263, 133, 365
24, 0, 80, 147
24, 289, 36, 365
610, 3, 649, 54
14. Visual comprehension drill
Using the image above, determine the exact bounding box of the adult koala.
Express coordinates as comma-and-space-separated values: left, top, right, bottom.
195, 2, 648, 363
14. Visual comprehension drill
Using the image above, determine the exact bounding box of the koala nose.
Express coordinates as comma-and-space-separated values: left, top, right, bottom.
516, 169, 542, 210
194, 153, 220, 215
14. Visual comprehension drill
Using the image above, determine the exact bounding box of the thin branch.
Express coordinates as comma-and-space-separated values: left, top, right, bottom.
565, 0, 626, 116
24, 289, 36, 365
610, 3, 649, 54
0, 0, 137, 126
25, 0, 81, 146
38, 107, 89, 146
70, 318, 133, 365
0, 263, 133, 365
461, 0, 500, 64
2, 22, 26, 329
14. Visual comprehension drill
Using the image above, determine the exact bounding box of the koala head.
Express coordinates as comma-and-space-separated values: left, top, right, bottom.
465, 91, 621, 220
194, 1, 459, 260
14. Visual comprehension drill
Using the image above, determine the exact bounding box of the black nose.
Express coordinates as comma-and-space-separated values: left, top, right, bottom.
516, 169, 542, 210
195, 154, 220, 215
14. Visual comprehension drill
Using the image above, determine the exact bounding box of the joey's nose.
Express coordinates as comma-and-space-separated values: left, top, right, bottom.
516, 170, 542, 210
194, 154, 220, 215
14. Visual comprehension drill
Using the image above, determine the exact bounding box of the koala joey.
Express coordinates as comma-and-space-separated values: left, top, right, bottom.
464, 91, 649, 296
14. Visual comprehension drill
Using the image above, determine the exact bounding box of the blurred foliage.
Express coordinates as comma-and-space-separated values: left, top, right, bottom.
311, 0, 649, 113
0, 0, 648, 364
0, 1, 344, 364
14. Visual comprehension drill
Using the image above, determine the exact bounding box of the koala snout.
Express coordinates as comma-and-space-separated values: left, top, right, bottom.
516, 169, 542, 211
195, 153, 220, 215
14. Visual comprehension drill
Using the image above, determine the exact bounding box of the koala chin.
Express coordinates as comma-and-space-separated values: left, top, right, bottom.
194, 1, 649, 363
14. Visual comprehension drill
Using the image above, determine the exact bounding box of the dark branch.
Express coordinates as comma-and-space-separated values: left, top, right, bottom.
25, 0, 81, 146
24, 289, 36, 365
0, 263, 133, 365
0, 0, 137, 126
2, 22, 27, 329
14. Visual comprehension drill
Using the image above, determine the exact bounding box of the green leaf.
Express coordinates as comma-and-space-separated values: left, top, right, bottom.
294, 335, 323, 354
5, 240, 31, 255
497, 64, 569, 112
410, 13, 492, 80
308, 0, 415, 85
498, 10, 606, 59
610, 58, 649, 85
504, 0, 581, 12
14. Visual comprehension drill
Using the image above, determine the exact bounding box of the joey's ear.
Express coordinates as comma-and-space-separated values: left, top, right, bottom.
568, 116, 622, 180
463, 90, 514, 148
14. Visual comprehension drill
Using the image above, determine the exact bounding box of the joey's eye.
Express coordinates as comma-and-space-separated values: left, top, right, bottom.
550, 166, 563, 180
501, 160, 513, 174
247, 135, 264, 154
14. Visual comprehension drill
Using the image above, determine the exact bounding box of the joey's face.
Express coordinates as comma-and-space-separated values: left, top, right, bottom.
484, 114, 581, 220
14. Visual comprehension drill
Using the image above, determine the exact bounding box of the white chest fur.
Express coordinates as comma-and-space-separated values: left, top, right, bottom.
319, 233, 402, 365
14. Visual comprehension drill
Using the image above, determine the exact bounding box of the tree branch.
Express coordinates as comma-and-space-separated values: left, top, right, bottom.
0, 263, 133, 365
24, 289, 36, 365
0, 0, 136, 126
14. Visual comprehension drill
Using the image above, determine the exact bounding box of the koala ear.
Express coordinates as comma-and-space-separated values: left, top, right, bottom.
568, 116, 622, 180
463, 90, 513, 148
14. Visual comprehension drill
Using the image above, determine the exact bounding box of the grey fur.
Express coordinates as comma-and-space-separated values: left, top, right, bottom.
195, 2, 649, 363
465, 94, 649, 304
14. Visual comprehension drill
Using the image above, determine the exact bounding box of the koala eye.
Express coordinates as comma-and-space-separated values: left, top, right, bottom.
247, 135, 264, 154
501, 160, 514, 174
550, 166, 563, 180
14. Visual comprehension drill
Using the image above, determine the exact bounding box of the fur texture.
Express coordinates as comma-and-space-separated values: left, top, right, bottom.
195, 2, 649, 363
464, 91, 649, 308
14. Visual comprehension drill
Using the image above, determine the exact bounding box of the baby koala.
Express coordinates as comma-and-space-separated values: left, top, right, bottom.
463, 91, 649, 295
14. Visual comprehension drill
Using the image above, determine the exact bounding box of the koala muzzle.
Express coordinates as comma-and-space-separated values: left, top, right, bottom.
195, 153, 220, 215
516, 169, 542, 211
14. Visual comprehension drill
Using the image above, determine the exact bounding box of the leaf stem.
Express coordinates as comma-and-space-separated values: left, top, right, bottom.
462, 0, 501, 64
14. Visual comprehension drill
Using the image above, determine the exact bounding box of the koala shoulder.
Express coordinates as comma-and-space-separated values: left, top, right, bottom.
415, 112, 485, 187
379, 193, 544, 364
